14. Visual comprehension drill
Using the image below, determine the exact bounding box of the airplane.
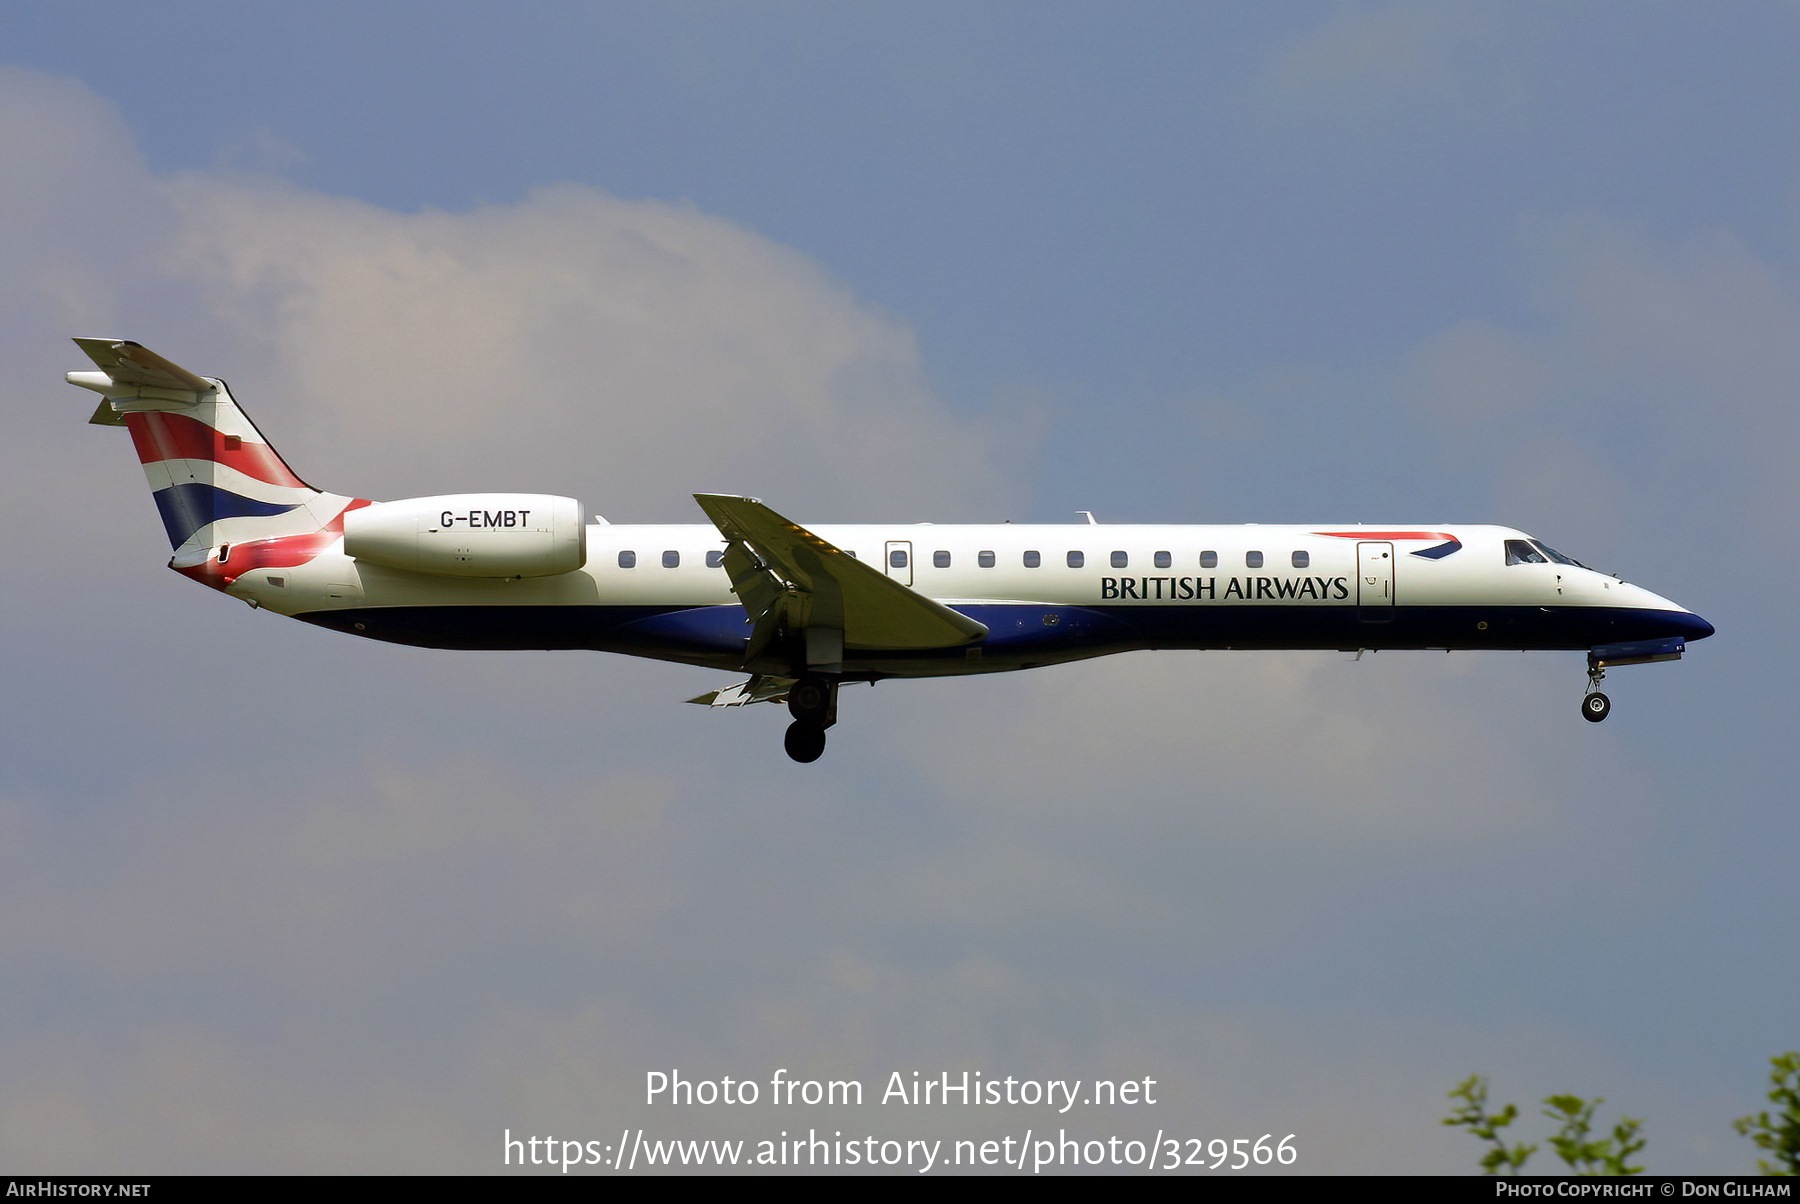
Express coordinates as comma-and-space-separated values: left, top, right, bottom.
68, 338, 1715, 762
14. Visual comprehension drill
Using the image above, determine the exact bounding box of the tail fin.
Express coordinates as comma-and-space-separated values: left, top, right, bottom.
70, 339, 359, 583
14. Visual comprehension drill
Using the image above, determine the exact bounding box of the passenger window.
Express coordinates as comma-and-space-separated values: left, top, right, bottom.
933, 550, 951, 568
706, 550, 723, 569
1024, 550, 1041, 568
1154, 550, 1171, 569
1200, 550, 1217, 569
663, 550, 680, 568
978, 550, 995, 568
1111, 551, 1128, 569
890, 549, 908, 569
1291, 550, 1309, 569
1246, 551, 1263, 568
618, 550, 636, 568
1067, 550, 1084, 568
1505, 539, 1548, 565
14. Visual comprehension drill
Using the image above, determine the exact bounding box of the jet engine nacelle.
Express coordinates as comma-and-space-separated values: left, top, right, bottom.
344, 494, 586, 578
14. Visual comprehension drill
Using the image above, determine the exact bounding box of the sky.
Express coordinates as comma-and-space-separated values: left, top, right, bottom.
1, 0, 1796, 1175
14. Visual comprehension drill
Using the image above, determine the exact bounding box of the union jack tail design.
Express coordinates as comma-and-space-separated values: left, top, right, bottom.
69, 339, 364, 589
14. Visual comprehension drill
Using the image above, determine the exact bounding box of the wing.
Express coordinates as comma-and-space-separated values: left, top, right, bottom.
693, 494, 987, 661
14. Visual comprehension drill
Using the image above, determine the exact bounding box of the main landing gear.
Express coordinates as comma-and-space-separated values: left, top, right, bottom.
1581, 661, 1611, 723
784, 674, 837, 763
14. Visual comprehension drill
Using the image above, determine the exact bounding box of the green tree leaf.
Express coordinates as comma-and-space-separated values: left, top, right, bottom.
1733, 1051, 1800, 1176
1444, 1075, 1536, 1174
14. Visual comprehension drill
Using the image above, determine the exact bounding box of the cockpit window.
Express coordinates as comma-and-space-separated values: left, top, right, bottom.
1530, 540, 1585, 568
1504, 539, 1547, 565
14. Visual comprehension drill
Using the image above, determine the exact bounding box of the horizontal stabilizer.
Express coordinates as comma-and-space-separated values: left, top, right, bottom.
87, 399, 127, 427
693, 494, 988, 654
72, 339, 212, 394
69, 338, 213, 412
687, 675, 796, 708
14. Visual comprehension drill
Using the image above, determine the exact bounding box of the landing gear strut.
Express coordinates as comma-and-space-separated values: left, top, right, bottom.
1581, 661, 1610, 723
784, 673, 838, 762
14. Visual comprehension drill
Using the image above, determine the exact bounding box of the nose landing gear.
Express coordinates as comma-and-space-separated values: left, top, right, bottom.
783, 673, 837, 762
1577, 637, 1689, 724
1581, 659, 1610, 723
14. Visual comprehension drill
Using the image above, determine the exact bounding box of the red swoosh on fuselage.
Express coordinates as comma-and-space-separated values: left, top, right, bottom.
172, 499, 372, 591
1310, 531, 1455, 541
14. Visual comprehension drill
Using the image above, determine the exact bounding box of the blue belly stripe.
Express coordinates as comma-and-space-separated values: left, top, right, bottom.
293, 602, 1711, 665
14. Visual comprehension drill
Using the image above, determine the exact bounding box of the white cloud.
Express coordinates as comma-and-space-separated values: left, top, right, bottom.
1, 66, 1008, 570
153, 177, 1008, 522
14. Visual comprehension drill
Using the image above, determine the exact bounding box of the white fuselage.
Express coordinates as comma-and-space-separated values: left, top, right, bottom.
225, 521, 1707, 679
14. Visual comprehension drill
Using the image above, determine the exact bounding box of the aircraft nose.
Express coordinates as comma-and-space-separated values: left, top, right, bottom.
1671, 611, 1715, 641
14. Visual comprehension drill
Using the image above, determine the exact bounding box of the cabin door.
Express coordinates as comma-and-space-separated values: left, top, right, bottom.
884, 540, 913, 587
1357, 541, 1394, 622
